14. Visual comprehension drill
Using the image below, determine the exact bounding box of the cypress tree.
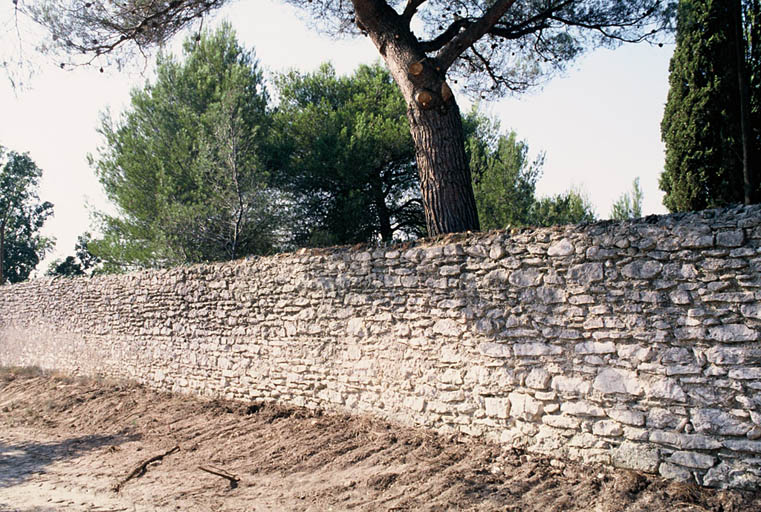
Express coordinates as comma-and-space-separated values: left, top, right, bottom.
661, 0, 760, 212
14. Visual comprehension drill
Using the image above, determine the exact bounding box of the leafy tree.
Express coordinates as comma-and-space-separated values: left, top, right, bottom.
465, 109, 543, 230
530, 189, 596, 226
272, 63, 424, 246
0, 147, 54, 284
610, 177, 644, 220
661, 0, 760, 211
23, 0, 675, 236
91, 24, 281, 269
46, 232, 100, 277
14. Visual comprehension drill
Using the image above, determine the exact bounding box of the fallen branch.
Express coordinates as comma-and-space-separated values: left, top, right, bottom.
113, 445, 180, 492
199, 465, 240, 489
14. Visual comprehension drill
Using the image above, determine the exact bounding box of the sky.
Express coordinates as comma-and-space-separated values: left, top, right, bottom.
0, 0, 674, 269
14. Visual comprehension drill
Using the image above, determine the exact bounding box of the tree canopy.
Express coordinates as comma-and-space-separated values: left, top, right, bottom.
271, 63, 425, 246
46, 232, 100, 277
610, 177, 643, 219
465, 109, 542, 230
90, 24, 281, 269
660, 0, 760, 211
19, 0, 676, 236
0, 147, 54, 284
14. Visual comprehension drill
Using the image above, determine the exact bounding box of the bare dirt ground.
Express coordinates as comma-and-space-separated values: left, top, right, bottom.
0, 367, 759, 512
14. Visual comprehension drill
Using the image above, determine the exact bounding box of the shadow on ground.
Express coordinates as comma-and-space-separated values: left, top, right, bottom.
0, 433, 137, 488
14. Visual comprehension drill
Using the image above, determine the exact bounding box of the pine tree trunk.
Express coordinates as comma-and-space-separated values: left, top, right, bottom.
373, 183, 394, 242
407, 103, 480, 235
353, 0, 481, 236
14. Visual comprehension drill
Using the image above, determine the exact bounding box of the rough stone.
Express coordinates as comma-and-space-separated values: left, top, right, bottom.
692, 408, 751, 436
669, 451, 716, 469
621, 261, 663, 279
508, 392, 544, 422
593, 368, 643, 396
478, 342, 512, 359
592, 420, 623, 437
703, 461, 761, 490
561, 401, 606, 418
574, 341, 616, 355
547, 238, 574, 257
650, 431, 723, 450
508, 269, 543, 287
567, 263, 604, 285
612, 441, 659, 472
551, 376, 591, 395
659, 462, 693, 483
484, 397, 511, 419
606, 408, 645, 426
645, 378, 687, 402
707, 325, 759, 343
432, 319, 463, 337
513, 343, 562, 357
525, 368, 551, 390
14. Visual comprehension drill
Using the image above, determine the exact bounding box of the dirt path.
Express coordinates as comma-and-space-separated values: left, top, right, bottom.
0, 367, 758, 512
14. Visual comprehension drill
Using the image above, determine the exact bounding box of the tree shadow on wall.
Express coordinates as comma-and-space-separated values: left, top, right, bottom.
0, 433, 138, 488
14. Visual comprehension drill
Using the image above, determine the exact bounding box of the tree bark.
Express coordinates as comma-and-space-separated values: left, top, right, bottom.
353, 0, 480, 236
407, 103, 480, 234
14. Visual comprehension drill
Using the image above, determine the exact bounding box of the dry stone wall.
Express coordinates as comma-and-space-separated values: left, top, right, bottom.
1, 205, 761, 489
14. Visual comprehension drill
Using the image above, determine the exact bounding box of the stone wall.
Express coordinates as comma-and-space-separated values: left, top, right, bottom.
1, 205, 760, 489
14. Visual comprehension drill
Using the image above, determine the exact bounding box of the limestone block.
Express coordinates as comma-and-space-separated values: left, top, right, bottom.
705, 346, 758, 365
592, 420, 623, 437
593, 368, 643, 396
621, 260, 663, 279
536, 286, 567, 304
508, 392, 544, 421
542, 414, 581, 429
645, 377, 687, 402
478, 342, 511, 359
707, 324, 759, 343
484, 397, 511, 419
547, 238, 575, 256
606, 408, 645, 427
568, 432, 602, 449
612, 441, 659, 473
649, 430, 723, 450
703, 461, 761, 490
433, 319, 463, 337
567, 263, 604, 286
525, 368, 551, 390
716, 230, 744, 247
692, 408, 752, 436
561, 401, 606, 418
728, 368, 761, 380
646, 408, 680, 429
439, 265, 462, 277
508, 268, 543, 287
722, 439, 761, 453
659, 462, 693, 483
551, 376, 591, 395
440, 390, 466, 403
669, 451, 716, 469
513, 343, 562, 357
574, 341, 616, 355
741, 303, 761, 319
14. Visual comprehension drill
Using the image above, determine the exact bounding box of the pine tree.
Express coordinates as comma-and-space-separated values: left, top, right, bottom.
661, 0, 760, 212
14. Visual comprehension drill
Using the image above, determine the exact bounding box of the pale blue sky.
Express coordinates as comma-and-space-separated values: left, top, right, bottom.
0, 0, 673, 266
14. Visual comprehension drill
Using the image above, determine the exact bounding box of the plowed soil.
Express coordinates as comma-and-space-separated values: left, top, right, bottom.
0, 367, 758, 511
